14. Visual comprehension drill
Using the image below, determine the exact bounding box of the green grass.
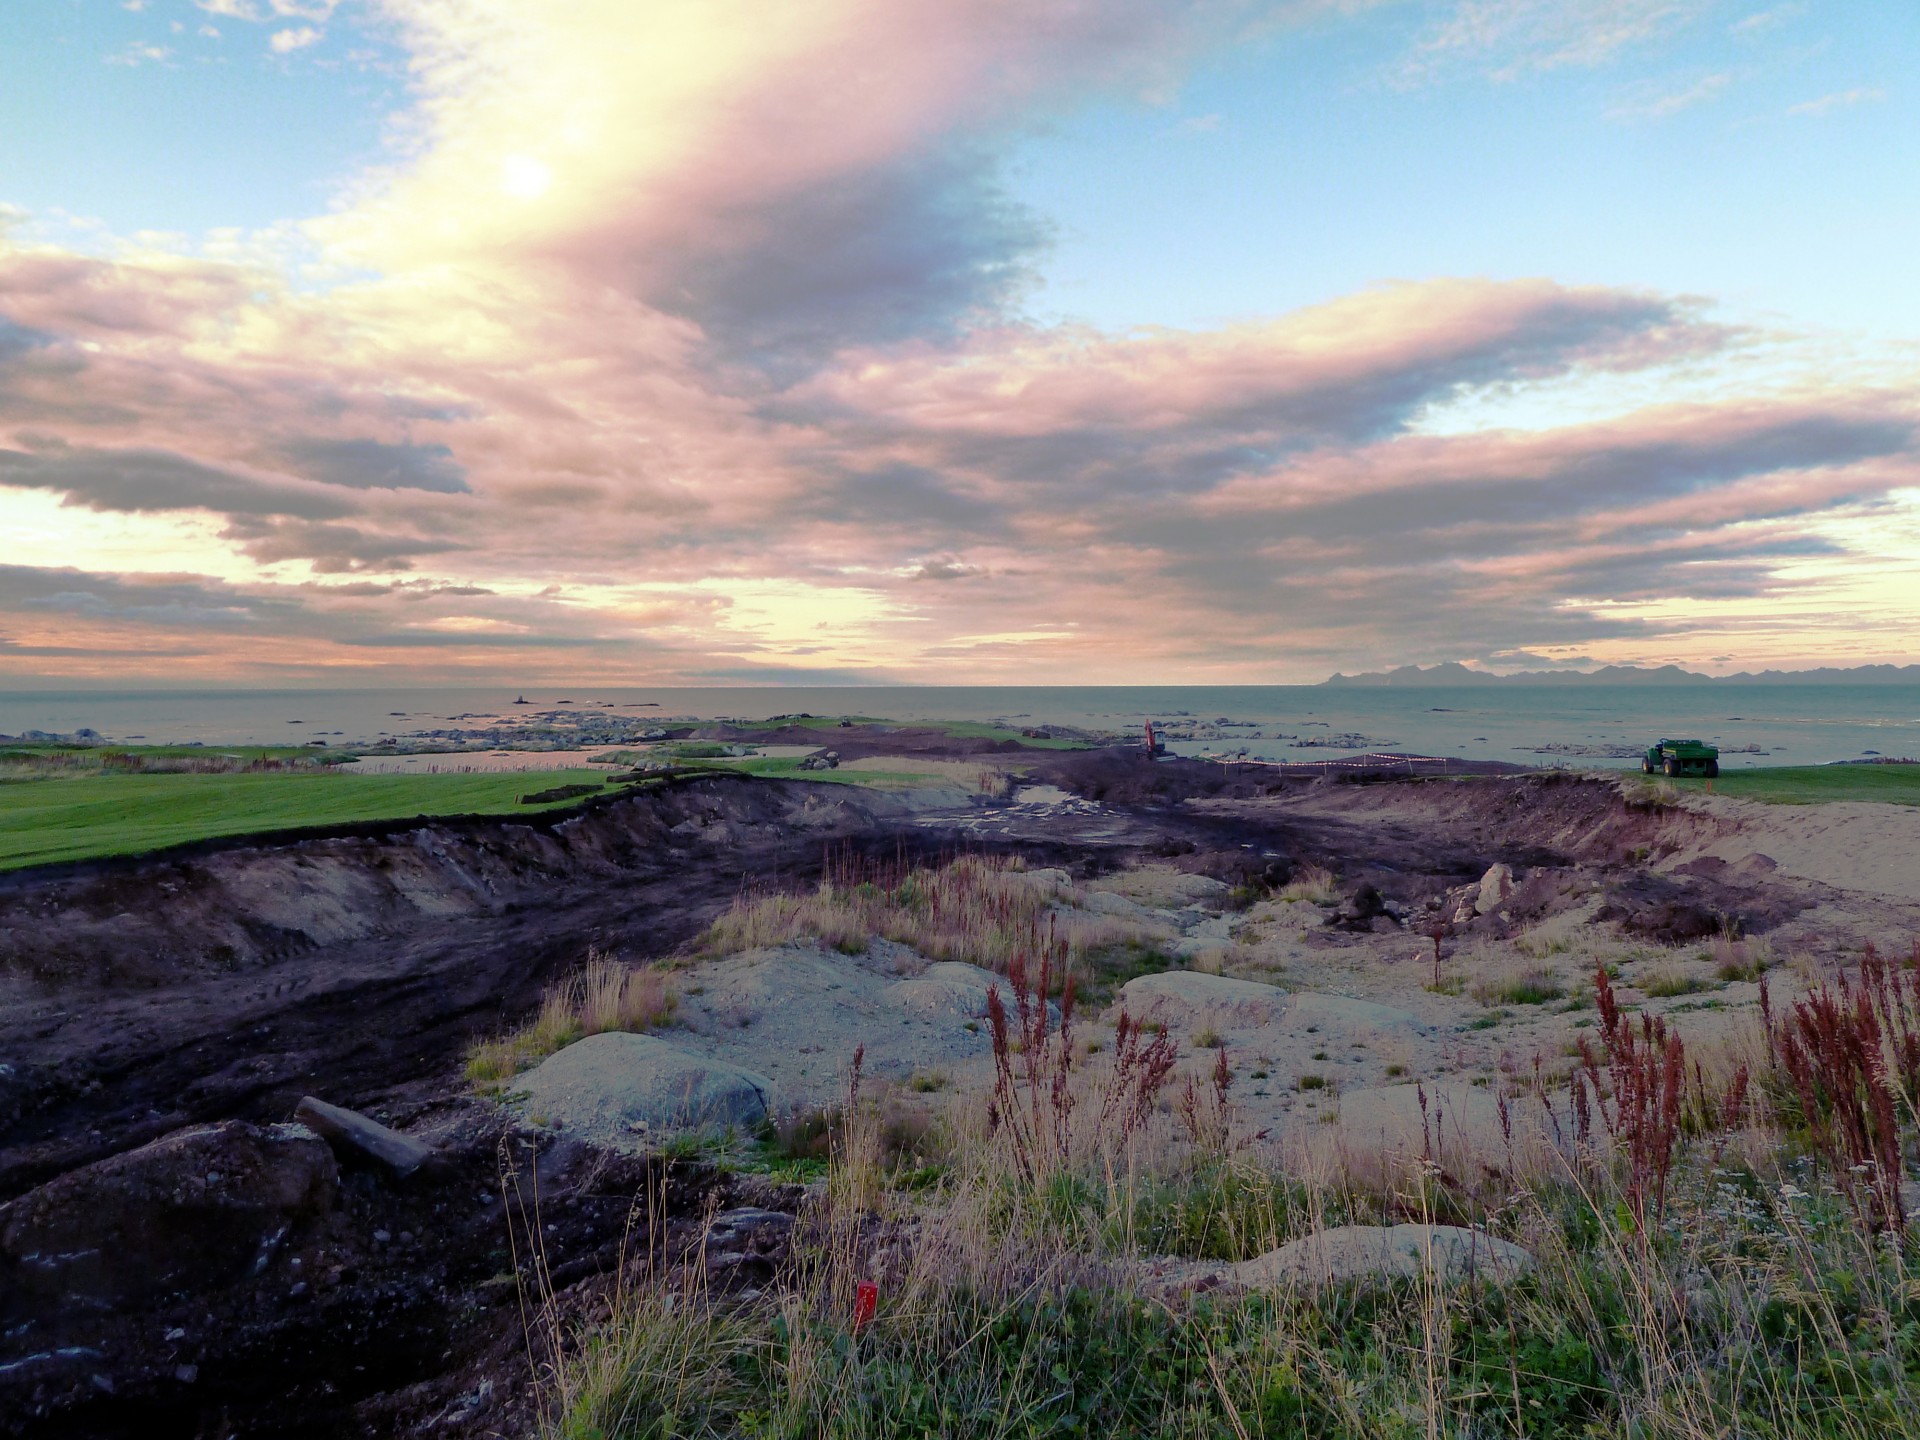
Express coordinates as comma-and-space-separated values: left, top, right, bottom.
1642, 765, 1920, 806
0, 768, 615, 870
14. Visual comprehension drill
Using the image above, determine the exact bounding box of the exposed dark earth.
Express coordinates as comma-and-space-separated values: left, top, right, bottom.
4, 727, 1916, 1438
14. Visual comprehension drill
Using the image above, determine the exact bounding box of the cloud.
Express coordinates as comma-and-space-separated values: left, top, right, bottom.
272, 438, 469, 494
1403, 0, 1707, 84
0, 319, 53, 364
1, 3, 1916, 682
221, 517, 467, 572
1788, 88, 1886, 117
0, 440, 358, 518
270, 26, 322, 53
903, 556, 987, 582
1730, 4, 1802, 37
1605, 72, 1730, 122
105, 43, 174, 67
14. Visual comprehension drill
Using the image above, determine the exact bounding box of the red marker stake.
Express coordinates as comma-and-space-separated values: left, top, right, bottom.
852, 1281, 878, 1335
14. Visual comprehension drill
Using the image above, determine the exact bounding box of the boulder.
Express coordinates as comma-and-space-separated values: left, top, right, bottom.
1010, 868, 1073, 891
0, 1120, 337, 1316
704, 1206, 796, 1284
1475, 864, 1514, 916
1184, 913, 1236, 942
884, 961, 1002, 1022
1117, 972, 1287, 1029
1081, 889, 1155, 921
293, 1096, 438, 1180
1229, 1224, 1531, 1288
514, 1032, 774, 1142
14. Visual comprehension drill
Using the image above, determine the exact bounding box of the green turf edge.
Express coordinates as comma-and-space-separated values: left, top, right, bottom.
1630, 765, 1920, 806
0, 768, 623, 872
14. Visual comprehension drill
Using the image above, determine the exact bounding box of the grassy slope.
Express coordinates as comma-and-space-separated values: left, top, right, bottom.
0, 769, 616, 870
1649, 765, 1920, 806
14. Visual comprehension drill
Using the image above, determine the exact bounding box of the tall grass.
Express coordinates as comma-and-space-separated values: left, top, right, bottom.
534, 939, 1920, 1440
702, 850, 1156, 976
467, 949, 676, 1089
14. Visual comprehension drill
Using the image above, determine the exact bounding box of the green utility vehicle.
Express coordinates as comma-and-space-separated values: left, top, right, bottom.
1643, 738, 1719, 778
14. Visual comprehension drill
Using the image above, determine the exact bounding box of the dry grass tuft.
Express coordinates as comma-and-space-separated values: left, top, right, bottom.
703, 850, 1159, 976
465, 947, 676, 1089
1274, 863, 1338, 905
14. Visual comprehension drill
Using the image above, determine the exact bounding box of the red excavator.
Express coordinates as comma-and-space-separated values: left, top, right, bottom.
1144, 720, 1167, 758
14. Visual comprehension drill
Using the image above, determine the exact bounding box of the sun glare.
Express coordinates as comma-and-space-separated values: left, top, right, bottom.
499, 154, 551, 201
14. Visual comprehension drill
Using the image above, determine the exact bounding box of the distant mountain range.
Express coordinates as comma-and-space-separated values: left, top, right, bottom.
1319, 662, 1920, 687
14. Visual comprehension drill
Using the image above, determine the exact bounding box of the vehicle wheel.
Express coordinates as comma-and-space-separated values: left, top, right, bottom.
1664, 758, 1677, 776
1642, 759, 1655, 774
1706, 761, 1719, 778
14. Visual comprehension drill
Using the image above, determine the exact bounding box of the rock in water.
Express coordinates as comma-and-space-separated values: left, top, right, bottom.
293, 1096, 438, 1179
1475, 863, 1514, 915
514, 1032, 774, 1142
1230, 1224, 1531, 1287
0, 1120, 337, 1315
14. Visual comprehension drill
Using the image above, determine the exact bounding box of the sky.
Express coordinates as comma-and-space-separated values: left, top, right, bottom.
0, 0, 1916, 687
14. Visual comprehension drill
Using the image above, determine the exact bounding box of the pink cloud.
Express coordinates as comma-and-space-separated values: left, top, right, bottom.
0, 3, 1915, 682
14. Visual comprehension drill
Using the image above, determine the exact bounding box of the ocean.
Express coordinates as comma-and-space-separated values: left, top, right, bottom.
2, 684, 1915, 770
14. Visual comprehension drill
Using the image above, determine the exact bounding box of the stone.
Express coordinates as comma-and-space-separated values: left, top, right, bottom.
1117, 971, 1287, 1029
0, 1120, 337, 1316
1082, 889, 1154, 920
514, 1032, 774, 1141
705, 1207, 796, 1284
1184, 913, 1236, 942
293, 1096, 438, 1180
884, 961, 1003, 1022
1229, 1224, 1531, 1288
1475, 864, 1514, 916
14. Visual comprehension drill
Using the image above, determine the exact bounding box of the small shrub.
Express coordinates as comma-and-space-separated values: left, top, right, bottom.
1193, 1025, 1224, 1049
1642, 967, 1707, 999
463, 949, 673, 1090
1474, 968, 1565, 1006
1276, 863, 1337, 904
1575, 961, 1686, 1228
1760, 944, 1920, 1241
1713, 934, 1773, 983
1297, 1074, 1327, 1091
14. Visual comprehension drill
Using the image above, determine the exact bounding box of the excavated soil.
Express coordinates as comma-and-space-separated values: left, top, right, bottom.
3, 746, 1914, 1439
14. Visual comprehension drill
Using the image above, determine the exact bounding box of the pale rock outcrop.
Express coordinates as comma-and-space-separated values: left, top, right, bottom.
1475, 863, 1515, 915
1118, 971, 1288, 1028
1230, 1224, 1531, 1287
515, 1032, 773, 1142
